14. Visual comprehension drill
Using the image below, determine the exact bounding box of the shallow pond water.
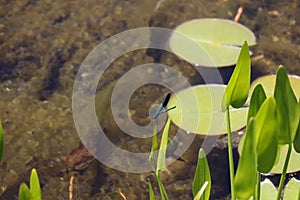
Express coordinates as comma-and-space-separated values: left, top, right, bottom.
0, 0, 300, 199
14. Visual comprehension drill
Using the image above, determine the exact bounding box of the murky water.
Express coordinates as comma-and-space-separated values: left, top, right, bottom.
0, 0, 299, 199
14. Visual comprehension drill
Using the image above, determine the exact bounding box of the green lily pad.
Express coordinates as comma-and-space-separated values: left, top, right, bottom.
238, 137, 300, 174
270, 144, 300, 174
283, 177, 300, 200
166, 85, 248, 135
169, 18, 256, 67
250, 74, 300, 98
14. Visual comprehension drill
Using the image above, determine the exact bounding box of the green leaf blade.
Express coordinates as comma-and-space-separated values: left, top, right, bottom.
148, 180, 156, 200
274, 66, 300, 144
234, 118, 257, 200
192, 148, 211, 200
30, 168, 41, 200
18, 183, 30, 200
247, 84, 267, 122
255, 97, 278, 173
222, 41, 251, 111
157, 118, 171, 171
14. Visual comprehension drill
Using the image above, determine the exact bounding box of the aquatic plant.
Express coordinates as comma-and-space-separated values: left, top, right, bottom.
149, 42, 300, 199
18, 168, 41, 200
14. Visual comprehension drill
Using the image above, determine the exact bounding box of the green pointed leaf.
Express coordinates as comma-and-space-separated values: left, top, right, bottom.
194, 181, 209, 200
154, 171, 169, 200
283, 178, 300, 200
192, 148, 211, 200
148, 180, 156, 200
234, 118, 256, 199
274, 66, 300, 144
167, 85, 248, 135
222, 41, 251, 111
169, 18, 256, 67
247, 84, 267, 123
293, 100, 300, 153
30, 168, 41, 200
157, 118, 171, 171
18, 183, 30, 200
255, 97, 278, 173
0, 121, 3, 162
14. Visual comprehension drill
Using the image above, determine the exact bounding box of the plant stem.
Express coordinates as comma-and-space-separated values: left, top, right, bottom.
276, 143, 292, 200
255, 172, 261, 200
226, 109, 236, 200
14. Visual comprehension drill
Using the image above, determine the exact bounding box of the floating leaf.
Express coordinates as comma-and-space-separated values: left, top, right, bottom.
157, 118, 171, 171
169, 18, 256, 67
193, 148, 211, 200
234, 118, 257, 199
270, 144, 300, 174
167, 85, 248, 135
274, 66, 299, 144
250, 74, 300, 98
258, 179, 277, 200
0, 121, 3, 162
247, 84, 267, 123
222, 41, 251, 111
255, 97, 278, 173
18, 183, 30, 200
30, 168, 41, 200
283, 178, 300, 200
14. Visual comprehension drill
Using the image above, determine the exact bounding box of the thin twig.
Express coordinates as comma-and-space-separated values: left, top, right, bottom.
119, 188, 127, 200
69, 175, 74, 200
234, 6, 244, 22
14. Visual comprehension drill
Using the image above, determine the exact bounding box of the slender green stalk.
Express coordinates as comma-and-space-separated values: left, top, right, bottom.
255, 172, 261, 200
226, 109, 236, 200
276, 143, 292, 200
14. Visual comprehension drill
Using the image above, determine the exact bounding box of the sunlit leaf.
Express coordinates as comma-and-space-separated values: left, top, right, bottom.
222, 41, 251, 111
234, 118, 256, 199
169, 18, 256, 67
157, 118, 171, 171
193, 148, 211, 200
249, 74, 300, 98
18, 183, 30, 200
167, 85, 248, 135
0, 121, 3, 162
255, 97, 278, 173
30, 168, 41, 200
274, 66, 299, 144
283, 178, 300, 200
247, 84, 266, 123
270, 144, 300, 174
259, 179, 277, 200
194, 181, 209, 200
249, 179, 278, 200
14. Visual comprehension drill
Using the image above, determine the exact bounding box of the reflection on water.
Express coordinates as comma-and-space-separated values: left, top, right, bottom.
0, 0, 299, 199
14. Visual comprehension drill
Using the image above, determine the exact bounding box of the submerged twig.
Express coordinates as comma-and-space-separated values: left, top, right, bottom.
234, 6, 244, 22
69, 175, 74, 200
119, 188, 127, 200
